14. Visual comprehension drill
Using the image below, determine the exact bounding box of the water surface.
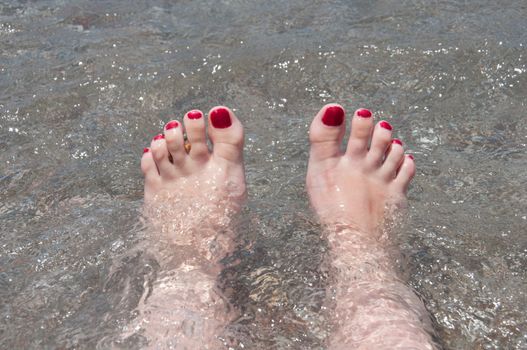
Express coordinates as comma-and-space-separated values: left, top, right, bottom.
1, 1, 526, 349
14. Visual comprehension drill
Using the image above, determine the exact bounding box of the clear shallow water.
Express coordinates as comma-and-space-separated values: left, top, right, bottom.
1, 0, 526, 349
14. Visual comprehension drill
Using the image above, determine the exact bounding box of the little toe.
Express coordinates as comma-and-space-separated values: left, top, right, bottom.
141, 147, 159, 176
309, 103, 346, 161
207, 106, 244, 162
141, 147, 161, 192
164, 120, 187, 167
380, 139, 405, 179
366, 120, 393, 167
150, 134, 177, 179
346, 108, 374, 157
393, 154, 416, 193
184, 109, 210, 162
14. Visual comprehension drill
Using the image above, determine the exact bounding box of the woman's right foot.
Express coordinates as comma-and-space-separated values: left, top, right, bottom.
306, 103, 415, 234
307, 105, 436, 349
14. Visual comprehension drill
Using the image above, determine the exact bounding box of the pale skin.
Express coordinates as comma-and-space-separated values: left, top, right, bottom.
307, 104, 437, 349
140, 104, 437, 349
139, 106, 246, 349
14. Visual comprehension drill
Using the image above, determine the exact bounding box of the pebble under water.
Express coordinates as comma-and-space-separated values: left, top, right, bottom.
1, 1, 526, 349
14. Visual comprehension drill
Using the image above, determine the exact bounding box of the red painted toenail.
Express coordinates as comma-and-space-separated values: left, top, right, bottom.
407, 154, 414, 160
187, 110, 203, 120
379, 121, 392, 130
210, 108, 232, 128
322, 106, 344, 126
392, 139, 403, 146
153, 134, 165, 141
165, 121, 179, 130
143, 147, 150, 153
357, 108, 372, 118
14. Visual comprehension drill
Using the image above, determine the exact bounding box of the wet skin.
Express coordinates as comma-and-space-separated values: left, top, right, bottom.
140, 103, 436, 349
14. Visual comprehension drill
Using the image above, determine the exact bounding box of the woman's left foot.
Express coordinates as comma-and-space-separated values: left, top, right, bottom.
142, 106, 245, 203
134, 106, 246, 348
141, 106, 246, 249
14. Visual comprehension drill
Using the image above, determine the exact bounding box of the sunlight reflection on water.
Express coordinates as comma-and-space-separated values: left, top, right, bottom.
0, 0, 526, 349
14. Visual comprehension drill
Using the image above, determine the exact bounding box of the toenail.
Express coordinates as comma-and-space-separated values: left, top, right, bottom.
379, 121, 392, 131
153, 134, 165, 141
392, 139, 403, 146
143, 147, 150, 153
407, 154, 414, 160
187, 110, 203, 120
357, 108, 372, 118
322, 105, 344, 126
210, 108, 232, 128
165, 121, 179, 130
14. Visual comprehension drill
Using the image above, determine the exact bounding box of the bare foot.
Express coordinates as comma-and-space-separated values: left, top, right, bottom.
306, 104, 436, 349
142, 106, 245, 212
140, 106, 246, 256
134, 106, 245, 349
306, 103, 415, 235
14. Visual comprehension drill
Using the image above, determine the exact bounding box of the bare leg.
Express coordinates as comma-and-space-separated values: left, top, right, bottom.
306, 104, 438, 349
136, 106, 245, 349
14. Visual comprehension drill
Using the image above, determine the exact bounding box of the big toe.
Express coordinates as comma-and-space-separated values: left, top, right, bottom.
207, 106, 244, 162
308, 103, 346, 161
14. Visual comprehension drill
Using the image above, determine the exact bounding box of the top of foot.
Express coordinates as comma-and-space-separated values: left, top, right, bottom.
306, 103, 415, 235
140, 106, 246, 231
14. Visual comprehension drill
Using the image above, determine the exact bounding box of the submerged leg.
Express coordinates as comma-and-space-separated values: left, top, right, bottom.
306, 104, 437, 349
138, 106, 246, 349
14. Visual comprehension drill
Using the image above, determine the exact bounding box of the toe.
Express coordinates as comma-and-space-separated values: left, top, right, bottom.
393, 154, 416, 193
141, 147, 159, 176
150, 134, 177, 179
164, 120, 187, 168
207, 106, 244, 162
308, 103, 346, 161
184, 109, 210, 162
141, 147, 161, 190
379, 139, 405, 179
346, 108, 374, 156
366, 120, 393, 167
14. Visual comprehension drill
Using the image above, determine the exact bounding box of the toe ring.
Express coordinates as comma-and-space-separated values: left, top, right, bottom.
183, 133, 191, 153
